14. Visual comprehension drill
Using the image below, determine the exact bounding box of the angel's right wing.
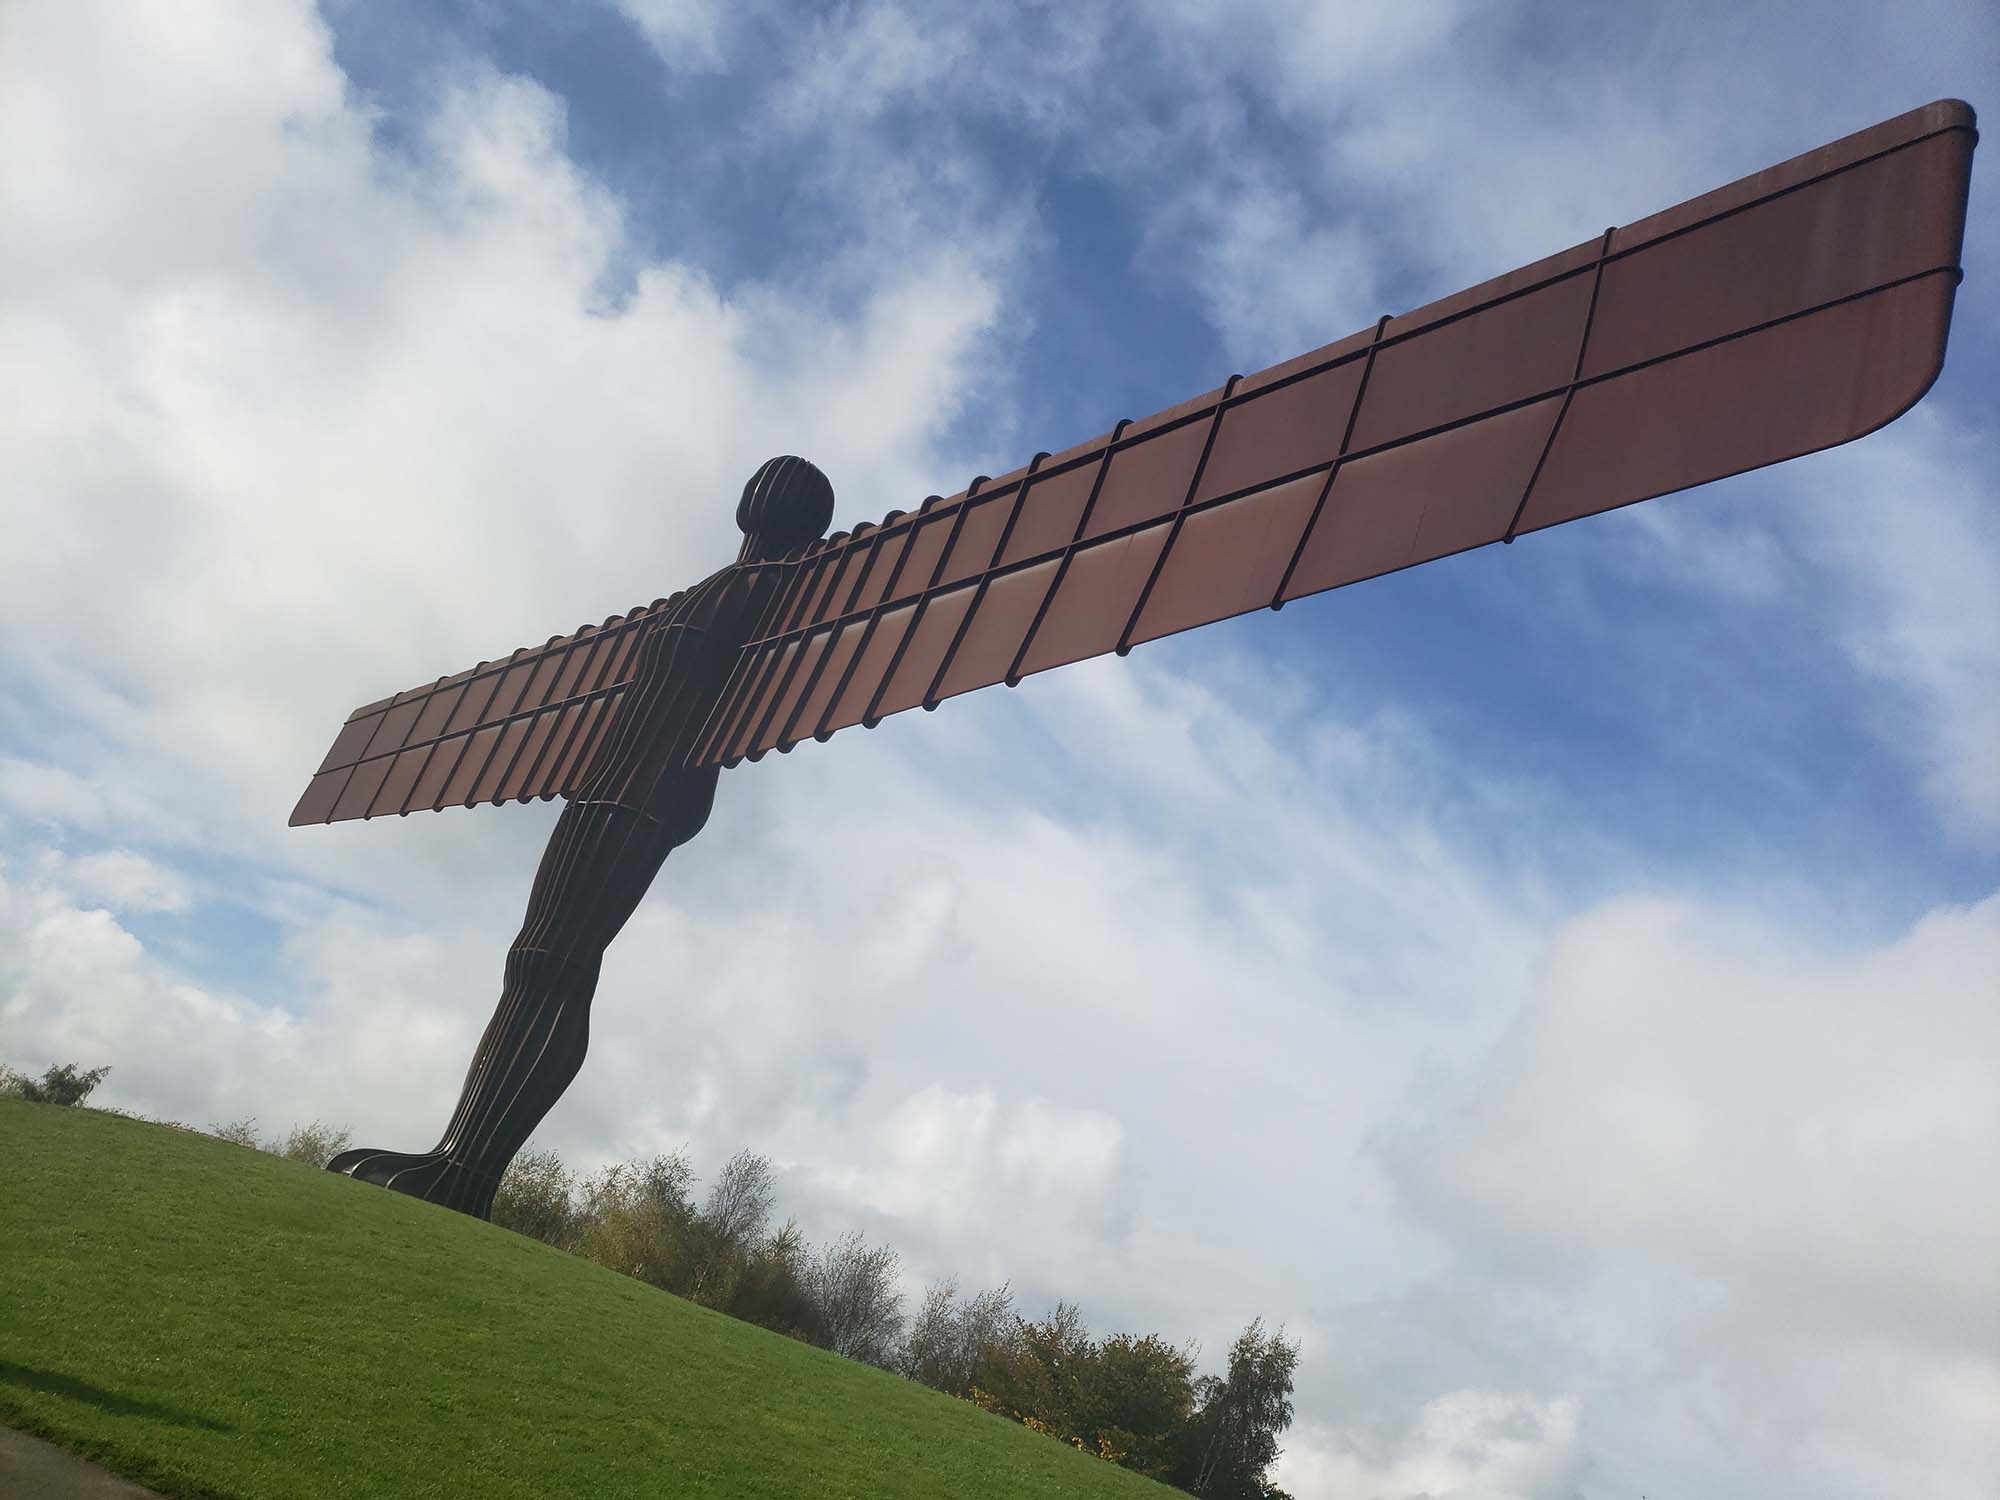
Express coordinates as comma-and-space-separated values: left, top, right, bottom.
685, 99, 1976, 770
288, 603, 664, 826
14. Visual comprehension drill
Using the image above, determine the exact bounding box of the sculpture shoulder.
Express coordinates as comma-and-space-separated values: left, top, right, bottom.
655, 558, 790, 644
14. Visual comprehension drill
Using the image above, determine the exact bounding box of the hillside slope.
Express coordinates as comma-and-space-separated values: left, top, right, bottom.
0, 1101, 1170, 1499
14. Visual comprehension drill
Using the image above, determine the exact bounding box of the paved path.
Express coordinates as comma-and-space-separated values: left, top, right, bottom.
0, 1425, 166, 1498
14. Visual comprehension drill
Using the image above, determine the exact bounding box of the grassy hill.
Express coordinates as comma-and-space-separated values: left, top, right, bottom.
0, 1101, 1171, 1499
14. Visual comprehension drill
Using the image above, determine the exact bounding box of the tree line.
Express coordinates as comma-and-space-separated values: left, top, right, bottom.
5, 1064, 1299, 1497
416, 1139, 1297, 1498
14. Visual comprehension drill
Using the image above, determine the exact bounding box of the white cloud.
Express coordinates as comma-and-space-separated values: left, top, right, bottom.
46, 848, 195, 914
1792, 412, 2000, 842
0, 759, 117, 833
1277, 1392, 1585, 1500
612, 0, 731, 72
816, 1084, 1132, 1281
1370, 889, 2000, 1498
1392, 891, 2000, 1347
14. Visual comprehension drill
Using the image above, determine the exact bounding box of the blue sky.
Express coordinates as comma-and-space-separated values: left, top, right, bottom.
2, 3, 1996, 1496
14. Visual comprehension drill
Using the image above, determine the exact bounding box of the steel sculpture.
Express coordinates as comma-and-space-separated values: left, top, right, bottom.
296, 102, 1978, 1219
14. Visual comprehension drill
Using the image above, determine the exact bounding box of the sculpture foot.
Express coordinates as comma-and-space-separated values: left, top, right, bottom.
326, 1147, 499, 1220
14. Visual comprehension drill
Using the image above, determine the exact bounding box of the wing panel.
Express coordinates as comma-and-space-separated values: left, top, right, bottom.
998, 461, 1100, 566
823, 603, 917, 734
1350, 271, 1594, 451
330, 756, 394, 823
1518, 274, 1956, 534
893, 513, 955, 598
289, 769, 348, 825
519, 700, 590, 802
1585, 127, 1973, 377
314, 714, 381, 776
849, 528, 912, 613
408, 679, 470, 745
1192, 361, 1364, 505
789, 621, 870, 747
471, 717, 535, 805
541, 698, 608, 795
408, 732, 471, 812
1129, 473, 1326, 647
1284, 397, 1565, 599
1018, 523, 1173, 678
723, 639, 805, 762
932, 562, 1057, 703
1606, 99, 1973, 253
369, 741, 434, 818
1079, 419, 1210, 542
934, 494, 1013, 587
868, 587, 977, 721
441, 724, 505, 808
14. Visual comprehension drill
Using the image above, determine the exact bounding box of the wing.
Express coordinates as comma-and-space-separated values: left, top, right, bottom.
687, 98, 1976, 770
288, 603, 664, 826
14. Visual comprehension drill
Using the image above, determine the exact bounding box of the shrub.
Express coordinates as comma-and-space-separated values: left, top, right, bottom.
900, 1277, 1016, 1399
803, 1230, 904, 1368
210, 1117, 263, 1149
492, 1147, 583, 1248
7, 1063, 113, 1107
274, 1120, 353, 1168
205, 1118, 355, 1168
573, 1153, 701, 1288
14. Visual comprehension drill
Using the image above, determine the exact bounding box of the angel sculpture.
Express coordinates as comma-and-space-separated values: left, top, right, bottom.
292, 101, 1976, 1219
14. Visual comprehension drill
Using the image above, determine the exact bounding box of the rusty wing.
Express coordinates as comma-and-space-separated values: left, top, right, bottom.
688, 98, 1975, 767
289, 602, 669, 825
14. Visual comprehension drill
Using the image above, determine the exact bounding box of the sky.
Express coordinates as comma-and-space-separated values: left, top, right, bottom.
1, 3, 1995, 1496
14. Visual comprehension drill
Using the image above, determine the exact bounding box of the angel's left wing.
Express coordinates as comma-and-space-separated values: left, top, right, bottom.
683, 99, 1976, 771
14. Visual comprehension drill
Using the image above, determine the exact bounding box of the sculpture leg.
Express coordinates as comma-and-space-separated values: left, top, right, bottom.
329, 768, 718, 1219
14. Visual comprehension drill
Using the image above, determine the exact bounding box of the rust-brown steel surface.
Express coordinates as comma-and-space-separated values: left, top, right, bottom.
294, 99, 1975, 826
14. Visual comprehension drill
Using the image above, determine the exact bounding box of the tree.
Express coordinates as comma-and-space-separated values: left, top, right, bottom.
491, 1147, 582, 1247
725, 1218, 818, 1342
687, 1149, 779, 1307
900, 1277, 1016, 1399
6, 1062, 112, 1106
1090, 1332, 1199, 1479
573, 1152, 700, 1288
974, 1304, 1199, 1478
974, 1300, 1095, 1442
1178, 1318, 1300, 1499
804, 1229, 903, 1366
273, 1120, 352, 1168
700, 1149, 777, 1248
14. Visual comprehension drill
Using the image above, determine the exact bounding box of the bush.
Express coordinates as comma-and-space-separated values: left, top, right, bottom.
206, 1117, 355, 1168
274, 1120, 353, 1169
804, 1230, 904, 1368
209, 1117, 263, 1149
492, 1147, 583, 1248
900, 1277, 1016, 1399
573, 1152, 701, 1287
5, 1063, 112, 1106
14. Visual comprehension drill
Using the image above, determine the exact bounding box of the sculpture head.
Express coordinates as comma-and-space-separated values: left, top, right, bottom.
737, 455, 835, 561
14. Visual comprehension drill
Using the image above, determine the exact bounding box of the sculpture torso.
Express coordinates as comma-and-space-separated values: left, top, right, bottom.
571, 557, 788, 820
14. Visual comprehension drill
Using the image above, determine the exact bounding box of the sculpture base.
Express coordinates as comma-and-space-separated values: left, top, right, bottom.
326, 1147, 500, 1220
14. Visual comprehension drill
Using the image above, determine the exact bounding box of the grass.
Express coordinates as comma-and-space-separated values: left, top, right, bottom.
0, 1101, 1169, 1499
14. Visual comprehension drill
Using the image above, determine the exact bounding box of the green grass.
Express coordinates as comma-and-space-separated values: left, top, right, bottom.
0, 1101, 1169, 1499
